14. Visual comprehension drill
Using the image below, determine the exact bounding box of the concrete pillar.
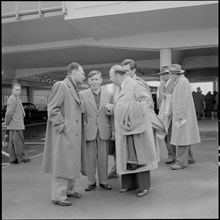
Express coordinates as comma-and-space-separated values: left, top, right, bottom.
28, 87, 34, 103
160, 49, 172, 69
213, 80, 218, 92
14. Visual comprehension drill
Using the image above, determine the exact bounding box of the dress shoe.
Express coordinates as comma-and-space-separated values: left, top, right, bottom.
85, 183, 96, 191
20, 158, 31, 163
137, 189, 149, 197
108, 172, 119, 179
99, 183, 112, 190
67, 192, 81, 198
165, 158, 175, 164
120, 187, 137, 193
10, 159, 19, 164
171, 164, 186, 170
188, 160, 196, 164
52, 198, 72, 206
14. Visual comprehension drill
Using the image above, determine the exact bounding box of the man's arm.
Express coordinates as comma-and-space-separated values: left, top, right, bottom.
5, 98, 17, 125
47, 82, 65, 133
135, 78, 154, 109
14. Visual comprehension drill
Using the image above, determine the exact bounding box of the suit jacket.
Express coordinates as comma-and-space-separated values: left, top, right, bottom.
114, 76, 158, 175
5, 94, 25, 130
42, 77, 84, 179
80, 86, 114, 141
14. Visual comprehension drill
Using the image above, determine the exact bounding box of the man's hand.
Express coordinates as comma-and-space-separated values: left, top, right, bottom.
104, 103, 114, 115
111, 132, 115, 140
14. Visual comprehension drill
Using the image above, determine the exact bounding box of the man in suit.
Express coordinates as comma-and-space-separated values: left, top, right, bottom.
169, 64, 200, 170
5, 83, 31, 164
106, 65, 158, 197
121, 59, 154, 109
42, 62, 85, 206
80, 70, 114, 191
157, 66, 177, 164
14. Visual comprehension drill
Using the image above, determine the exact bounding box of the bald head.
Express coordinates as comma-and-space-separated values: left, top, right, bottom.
110, 65, 127, 76
109, 65, 127, 86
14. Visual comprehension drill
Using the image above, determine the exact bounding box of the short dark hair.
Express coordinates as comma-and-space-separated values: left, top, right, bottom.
66, 62, 81, 75
88, 70, 102, 79
12, 83, 21, 89
121, 59, 137, 70
111, 65, 127, 76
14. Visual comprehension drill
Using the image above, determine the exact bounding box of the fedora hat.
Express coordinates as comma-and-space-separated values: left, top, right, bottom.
169, 64, 185, 74
157, 66, 169, 75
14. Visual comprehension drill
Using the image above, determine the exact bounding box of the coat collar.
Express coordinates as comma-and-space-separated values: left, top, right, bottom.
87, 87, 106, 113
87, 88, 97, 112
64, 78, 81, 104
114, 76, 131, 104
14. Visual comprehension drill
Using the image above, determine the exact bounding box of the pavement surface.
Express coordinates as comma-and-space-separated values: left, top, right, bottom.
1, 118, 219, 219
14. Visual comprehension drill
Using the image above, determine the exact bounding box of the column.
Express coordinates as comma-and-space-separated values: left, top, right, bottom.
160, 49, 172, 69
28, 87, 34, 103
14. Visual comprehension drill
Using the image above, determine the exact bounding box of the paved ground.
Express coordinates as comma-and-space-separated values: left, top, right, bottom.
2, 118, 219, 219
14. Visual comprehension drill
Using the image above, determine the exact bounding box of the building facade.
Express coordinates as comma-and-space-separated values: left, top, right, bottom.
2, 1, 218, 107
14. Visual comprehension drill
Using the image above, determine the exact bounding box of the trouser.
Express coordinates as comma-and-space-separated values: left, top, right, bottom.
176, 145, 195, 166
8, 130, 27, 162
109, 151, 117, 174
86, 131, 109, 185
196, 112, 203, 120
51, 176, 75, 201
165, 123, 176, 159
121, 171, 151, 191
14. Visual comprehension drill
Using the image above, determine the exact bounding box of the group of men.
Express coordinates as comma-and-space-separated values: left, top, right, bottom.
42, 59, 201, 206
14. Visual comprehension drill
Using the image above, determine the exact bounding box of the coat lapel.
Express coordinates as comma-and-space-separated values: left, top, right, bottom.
97, 86, 106, 114
87, 88, 98, 112
64, 78, 81, 104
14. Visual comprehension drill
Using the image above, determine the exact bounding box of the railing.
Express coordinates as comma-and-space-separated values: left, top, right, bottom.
1, 1, 67, 21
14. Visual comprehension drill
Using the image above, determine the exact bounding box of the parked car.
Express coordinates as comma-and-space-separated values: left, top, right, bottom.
2, 102, 47, 124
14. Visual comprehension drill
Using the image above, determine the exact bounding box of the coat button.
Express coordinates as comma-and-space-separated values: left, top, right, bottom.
76, 134, 78, 136
76, 120, 78, 123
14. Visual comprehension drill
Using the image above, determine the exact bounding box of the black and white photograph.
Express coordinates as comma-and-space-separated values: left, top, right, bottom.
1, 1, 218, 219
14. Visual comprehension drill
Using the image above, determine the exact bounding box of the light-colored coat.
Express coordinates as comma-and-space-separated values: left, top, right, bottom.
42, 78, 84, 179
171, 75, 201, 145
114, 76, 158, 175
157, 79, 177, 109
5, 95, 25, 130
79, 86, 114, 141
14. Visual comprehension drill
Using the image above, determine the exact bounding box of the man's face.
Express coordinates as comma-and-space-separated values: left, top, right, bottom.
122, 64, 135, 77
88, 73, 102, 90
109, 69, 118, 85
72, 66, 86, 85
170, 72, 179, 81
160, 72, 170, 82
12, 85, 21, 97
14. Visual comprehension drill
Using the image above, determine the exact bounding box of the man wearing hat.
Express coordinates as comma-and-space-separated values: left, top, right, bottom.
157, 66, 177, 164
169, 64, 201, 170
193, 87, 204, 120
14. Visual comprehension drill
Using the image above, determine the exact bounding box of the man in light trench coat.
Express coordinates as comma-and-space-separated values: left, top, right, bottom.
106, 65, 158, 197
169, 64, 201, 170
42, 62, 86, 206
157, 66, 177, 164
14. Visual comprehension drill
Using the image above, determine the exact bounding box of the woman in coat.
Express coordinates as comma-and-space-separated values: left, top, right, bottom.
169, 64, 201, 170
